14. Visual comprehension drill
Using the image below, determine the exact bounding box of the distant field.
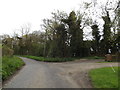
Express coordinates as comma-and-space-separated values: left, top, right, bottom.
89, 67, 119, 88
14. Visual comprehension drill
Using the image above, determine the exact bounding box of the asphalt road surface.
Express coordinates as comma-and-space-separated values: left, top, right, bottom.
3, 57, 118, 88
3, 57, 79, 88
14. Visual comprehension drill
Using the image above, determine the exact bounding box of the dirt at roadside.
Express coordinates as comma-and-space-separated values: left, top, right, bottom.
50, 59, 118, 88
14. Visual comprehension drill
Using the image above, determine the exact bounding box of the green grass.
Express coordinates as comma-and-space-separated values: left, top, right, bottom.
82, 56, 105, 59
0, 57, 1, 82
23, 55, 105, 62
98, 61, 118, 63
89, 67, 119, 88
0, 44, 2, 48
23, 55, 76, 62
2, 56, 25, 80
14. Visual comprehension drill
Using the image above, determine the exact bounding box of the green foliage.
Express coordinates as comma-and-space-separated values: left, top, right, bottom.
2, 8, 119, 58
2, 36, 13, 48
91, 24, 101, 55
89, 67, 119, 88
102, 11, 112, 54
0, 44, 2, 48
0, 57, 2, 82
30, 43, 44, 56
2, 56, 25, 80
63, 11, 84, 57
98, 61, 116, 63
48, 23, 68, 57
2, 45, 14, 56
13, 32, 45, 56
23, 55, 76, 62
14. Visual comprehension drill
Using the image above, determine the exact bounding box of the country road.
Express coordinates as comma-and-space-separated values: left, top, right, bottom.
3, 57, 118, 88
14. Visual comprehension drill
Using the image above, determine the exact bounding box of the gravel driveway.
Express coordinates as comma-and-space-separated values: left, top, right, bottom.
3, 57, 118, 88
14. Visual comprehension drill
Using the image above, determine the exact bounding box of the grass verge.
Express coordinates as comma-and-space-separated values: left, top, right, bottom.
23, 55, 76, 62
82, 56, 105, 59
2, 56, 25, 80
89, 67, 119, 88
97, 61, 118, 63
22, 55, 105, 62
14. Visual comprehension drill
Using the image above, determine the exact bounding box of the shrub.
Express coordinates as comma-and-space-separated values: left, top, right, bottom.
2, 45, 14, 56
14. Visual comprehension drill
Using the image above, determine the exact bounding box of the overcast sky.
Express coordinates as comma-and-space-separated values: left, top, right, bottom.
0, 0, 117, 36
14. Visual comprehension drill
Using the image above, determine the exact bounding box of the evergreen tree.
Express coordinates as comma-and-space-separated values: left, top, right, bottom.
48, 23, 67, 57
62, 11, 83, 57
91, 24, 101, 55
102, 11, 112, 54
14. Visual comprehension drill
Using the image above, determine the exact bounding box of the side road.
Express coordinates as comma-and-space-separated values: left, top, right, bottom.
3, 57, 118, 88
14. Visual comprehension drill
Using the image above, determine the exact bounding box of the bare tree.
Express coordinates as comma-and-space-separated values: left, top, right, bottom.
20, 23, 31, 37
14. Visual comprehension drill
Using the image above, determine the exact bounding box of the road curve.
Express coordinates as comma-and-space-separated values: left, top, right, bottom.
3, 57, 80, 88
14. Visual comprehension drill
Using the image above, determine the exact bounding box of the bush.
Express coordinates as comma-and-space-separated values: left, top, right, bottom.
2, 45, 14, 56
2, 56, 25, 80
